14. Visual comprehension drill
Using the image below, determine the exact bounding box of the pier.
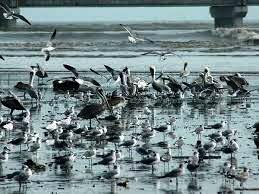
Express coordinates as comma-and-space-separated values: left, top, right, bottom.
1, 0, 259, 28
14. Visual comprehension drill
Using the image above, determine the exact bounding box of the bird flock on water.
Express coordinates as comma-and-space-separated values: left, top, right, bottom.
0, 2, 258, 193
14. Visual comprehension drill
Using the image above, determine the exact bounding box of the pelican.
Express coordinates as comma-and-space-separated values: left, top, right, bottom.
77, 88, 113, 128
0, 91, 26, 115
14, 67, 37, 98
31, 64, 48, 84
0, 3, 31, 25
120, 24, 154, 44
179, 62, 190, 81
41, 29, 56, 61
150, 65, 170, 94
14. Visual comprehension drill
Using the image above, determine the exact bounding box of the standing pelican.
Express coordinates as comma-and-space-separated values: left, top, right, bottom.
150, 65, 170, 94
77, 88, 113, 128
0, 3, 31, 25
0, 91, 26, 115
41, 29, 57, 61
120, 24, 154, 44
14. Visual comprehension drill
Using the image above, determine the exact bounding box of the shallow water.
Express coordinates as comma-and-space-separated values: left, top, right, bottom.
0, 6, 259, 194
0, 71, 259, 194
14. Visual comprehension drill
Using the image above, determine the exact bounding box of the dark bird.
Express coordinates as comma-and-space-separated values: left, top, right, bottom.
158, 163, 185, 187
0, 55, 4, 61
0, 91, 26, 115
0, 3, 31, 25
78, 88, 113, 128
8, 132, 28, 152
31, 64, 48, 84
150, 65, 170, 94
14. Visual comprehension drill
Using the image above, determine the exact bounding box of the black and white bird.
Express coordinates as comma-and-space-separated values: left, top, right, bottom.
41, 29, 57, 61
0, 165, 32, 187
141, 50, 180, 61
0, 3, 31, 25
205, 121, 226, 130
120, 24, 154, 44
0, 146, 11, 162
158, 163, 185, 187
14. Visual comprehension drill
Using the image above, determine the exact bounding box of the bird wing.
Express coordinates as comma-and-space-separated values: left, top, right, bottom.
143, 37, 154, 44
228, 76, 244, 89
12, 13, 31, 26
81, 77, 102, 87
120, 24, 136, 37
63, 64, 79, 78
141, 51, 160, 56
90, 68, 109, 80
50, 29, 57, 41
0, 3, 11, 13
104, 65, 120, 81
0, 55, 4, 61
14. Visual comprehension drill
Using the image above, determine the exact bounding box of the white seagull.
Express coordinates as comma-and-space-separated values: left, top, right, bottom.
120, 24, 154, 44
0, 3, 31, 25
41, 29, 57, 61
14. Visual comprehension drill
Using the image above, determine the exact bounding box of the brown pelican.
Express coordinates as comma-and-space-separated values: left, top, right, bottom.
0, 91, 26, 115
14, 67, 36, 98
150, 65, 170, 94
31, 64, 48, 84
0, 3, 31, 25
41, 29, 56, 61
77, 88, 113, 128
120, 24, 154, 44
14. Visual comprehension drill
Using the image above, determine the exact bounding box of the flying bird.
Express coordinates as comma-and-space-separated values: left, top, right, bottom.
120, 24, 154, 44
41, 29, 57, 61
0, 3, 31, 25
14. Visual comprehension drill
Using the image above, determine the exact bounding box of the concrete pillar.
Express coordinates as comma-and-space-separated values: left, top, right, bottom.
0, 0, 19, 28
210, 5, 248, 28
210, 5, 247, 28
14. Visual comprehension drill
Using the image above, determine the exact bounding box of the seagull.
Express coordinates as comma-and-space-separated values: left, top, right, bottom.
0, 3, 31, 25
0, 146, 11, 162
103, 165, 120, 179
205, 120, 226, 130
138, 152, 160, 173
120, 23, 154, 44
193, 125, 204, 140
41, 29, 57, 61
0, 165, 32, 187
234, 167, 250, 188
158, 163, 185, 187
141, 50, 181, 61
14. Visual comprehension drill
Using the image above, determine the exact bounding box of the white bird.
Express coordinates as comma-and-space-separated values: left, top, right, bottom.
46, 120, 58, 131
0, 3, 31, 25
0, 147, 10, 162
144, 107, 152, 115
235, 167, 249, 188
41, 29, 57, 61
28, 137, 41, 153
120, 24, 154, 44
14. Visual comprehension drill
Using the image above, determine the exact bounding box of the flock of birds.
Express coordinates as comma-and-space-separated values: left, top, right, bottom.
0, 2, 258, 194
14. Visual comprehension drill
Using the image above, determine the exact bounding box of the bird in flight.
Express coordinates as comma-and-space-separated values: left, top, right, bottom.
120, 24, 154, 44
0, 3, 31, 26
41, 29, 57, 61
